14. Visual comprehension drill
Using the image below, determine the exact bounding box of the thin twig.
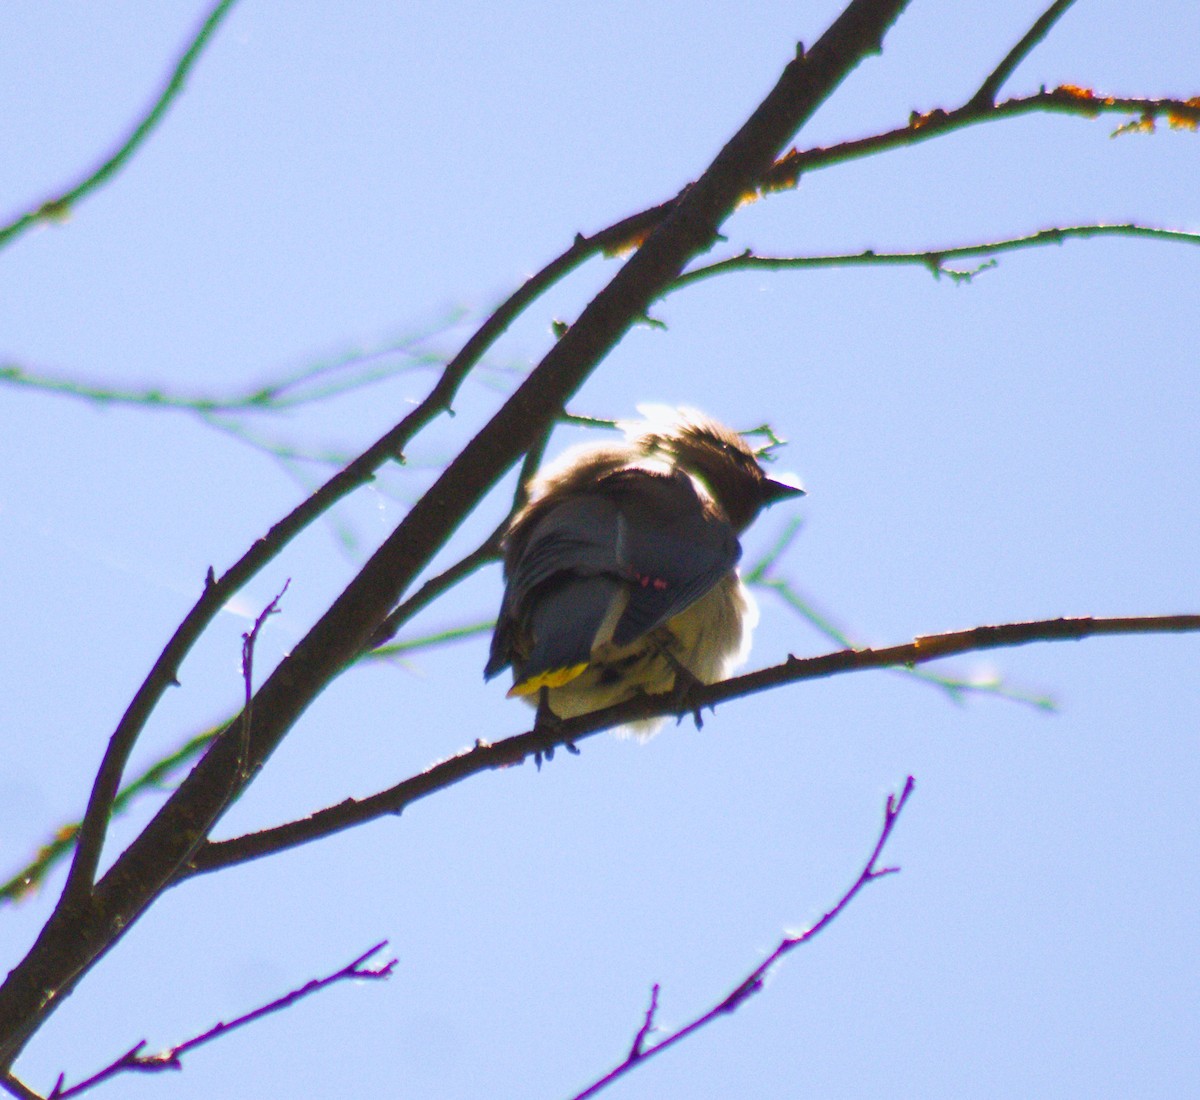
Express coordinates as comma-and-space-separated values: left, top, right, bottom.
237, 582, 290, 780
570, 778, 915, 1098
763, 89, 1200, 195
744, 518, 1055, 710
44, 943, 395, 1099
671, 224, 1200, 293
970, 0, 1079, 109
366, 525, 504, 651
181, 613, 1198, 879
0, 0, 241, 252
628, 985, 661, 1059
55, 190, 649, 913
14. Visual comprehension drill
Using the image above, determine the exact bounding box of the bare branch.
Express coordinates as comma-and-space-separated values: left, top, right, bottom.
44, 215, 567, 917
366, 525, 504, 652
181, 613, 1197, 878
42, 943, 395, 1099
672, 224, 1200, 292
1, 1073, 42, 1100
569, 778, 915, 1098
970, 0, 1079, 109
764, 90, 1200, 194
236, 582, 290, 779
744, 520, 1055, 710
59, 576, 287, 907
1, 3, 917, 1066
45, 197, 674, 938
628, 984, 661, 1060
0, 0, 241, 253
2, 611, 489, 907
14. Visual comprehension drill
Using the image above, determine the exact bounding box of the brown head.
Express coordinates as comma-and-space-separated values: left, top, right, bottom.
631, 408, 804, 531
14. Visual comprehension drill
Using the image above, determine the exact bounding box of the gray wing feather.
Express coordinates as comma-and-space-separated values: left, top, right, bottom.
609, 473, 740, 646
486, 467, 741, 681
485, 496, 621, 681
522, 575, 623, 683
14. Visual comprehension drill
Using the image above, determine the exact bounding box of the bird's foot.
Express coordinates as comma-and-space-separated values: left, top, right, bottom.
667, 663, 709, 730
532, 689, 580, 768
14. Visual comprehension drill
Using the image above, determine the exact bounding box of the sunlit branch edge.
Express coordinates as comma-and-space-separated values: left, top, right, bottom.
181, 613, 1198, 878
761, 87, 1200, 196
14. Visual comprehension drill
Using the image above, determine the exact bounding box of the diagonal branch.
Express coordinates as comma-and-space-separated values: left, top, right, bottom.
569, 778, 914, 1099
53, 189, 660, 917
40, 942, 395, 1100
366, 522, 504, 652
0, 0, 242, 253
0, 0, 915, 1068
763, 89, 1200, 195
970, 0, 1079, 109
1, 1074, 40, 1100
180, 613, 1199, 879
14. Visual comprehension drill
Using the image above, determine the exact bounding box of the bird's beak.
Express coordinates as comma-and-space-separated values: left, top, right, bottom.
761, 475, 806, 504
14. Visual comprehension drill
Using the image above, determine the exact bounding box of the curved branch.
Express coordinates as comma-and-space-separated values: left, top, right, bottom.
765, 89, 1200, 194
670, 224, 1200, 292
0, 1, 914, 1068
44, 943, 394, 1100
180, 613, 1199, 879
0, 0, 241, 252
570, 778, 914, 1099
56, 178, 661, 911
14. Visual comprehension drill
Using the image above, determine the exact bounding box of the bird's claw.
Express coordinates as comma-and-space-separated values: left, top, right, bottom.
669, 664, 708, 729
532, 689, 580, 768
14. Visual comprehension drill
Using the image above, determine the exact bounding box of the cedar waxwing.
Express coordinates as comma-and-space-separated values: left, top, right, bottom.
484, 408, 804, 734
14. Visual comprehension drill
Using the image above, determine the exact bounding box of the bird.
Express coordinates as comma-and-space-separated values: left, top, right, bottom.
484, 407, 804, 735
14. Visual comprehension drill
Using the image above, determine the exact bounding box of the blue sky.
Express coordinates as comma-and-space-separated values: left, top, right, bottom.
1, 2, 1197, 1098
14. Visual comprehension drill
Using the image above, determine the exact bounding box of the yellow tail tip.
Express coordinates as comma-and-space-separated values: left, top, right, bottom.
507, 663, 589, 697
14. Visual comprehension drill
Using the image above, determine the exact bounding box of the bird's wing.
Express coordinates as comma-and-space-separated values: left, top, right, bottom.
485, 469, 741, 690
604, 468, 741, 647
484, 495, 623, 686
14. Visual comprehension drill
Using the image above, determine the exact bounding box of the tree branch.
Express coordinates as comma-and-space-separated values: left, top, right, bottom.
970, 0, 1079, 109
51, 189, 617, 922
366, 523, 504, 652
570, 777, 914, 1098
39, 942, 395, 1100
0, 0, 242, 253
49, 202, 673, 932
671, 224, 1200, 292
180, 613, 1198, 879
1, 1073, 41, 1100
764, 89, 1200, 195
0, 0, 915, 1067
